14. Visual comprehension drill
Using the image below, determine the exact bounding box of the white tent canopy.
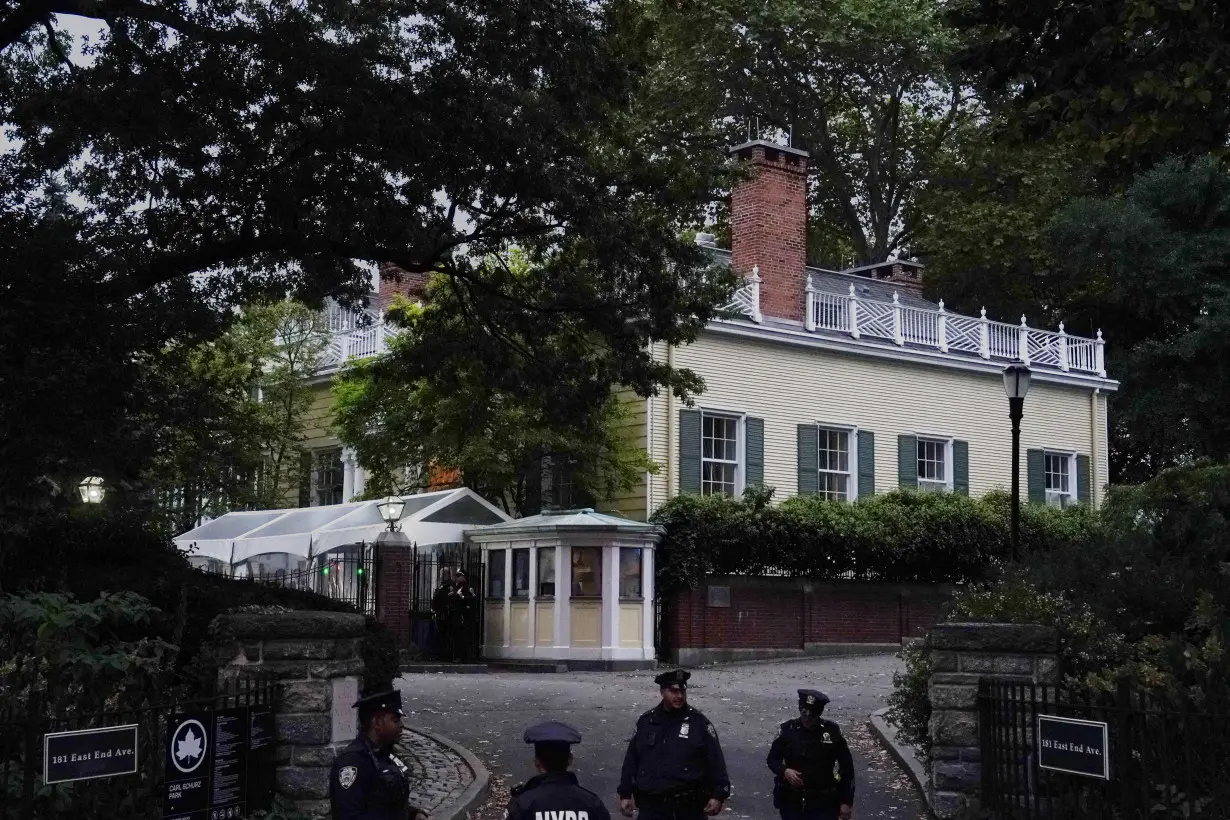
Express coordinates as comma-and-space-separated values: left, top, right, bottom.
174, 488, 510, 566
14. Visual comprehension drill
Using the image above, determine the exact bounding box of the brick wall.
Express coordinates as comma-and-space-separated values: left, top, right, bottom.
667, 576, 950, 663
730, 141, 809, 323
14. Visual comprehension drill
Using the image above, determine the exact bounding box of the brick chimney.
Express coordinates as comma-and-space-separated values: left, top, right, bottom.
729, 140, 810, 323
375, 262, 431, 316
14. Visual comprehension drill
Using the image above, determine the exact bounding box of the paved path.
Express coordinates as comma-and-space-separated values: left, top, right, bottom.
398, 727, 476, 816
397, 655, 926, 819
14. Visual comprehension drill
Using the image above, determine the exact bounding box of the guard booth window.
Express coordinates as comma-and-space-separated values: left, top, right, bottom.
511, 548, 530, 598
571, 547, 602, 597
487, 549, 506, 598
536, 547, 556, 597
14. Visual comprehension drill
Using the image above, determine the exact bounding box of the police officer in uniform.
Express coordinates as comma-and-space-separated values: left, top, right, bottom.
618, 669, 731, 819
766, 689, 854, 820
504, 720, 610, 820
330, 690, 429, 820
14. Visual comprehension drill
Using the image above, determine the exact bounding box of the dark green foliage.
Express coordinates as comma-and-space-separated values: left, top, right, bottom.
1047, 157, 1230, 481
950, 0, 1230, 171
650, 487, 1100, 598
889, 463, 1230, 760
1, 0, 733, 531
360, 617, 399, 695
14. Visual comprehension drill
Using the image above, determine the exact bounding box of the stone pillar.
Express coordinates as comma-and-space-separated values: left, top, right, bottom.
926, 623, 1058, 818
211, 612, 370, 818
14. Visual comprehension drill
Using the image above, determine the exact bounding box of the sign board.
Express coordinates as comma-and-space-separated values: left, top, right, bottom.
332, 676, 359, 743
208, 708, 249, 820
1038, 715, 1110, 779
165, 712, 213, 820
248, 711, 276, 813
44, 725, 139, 784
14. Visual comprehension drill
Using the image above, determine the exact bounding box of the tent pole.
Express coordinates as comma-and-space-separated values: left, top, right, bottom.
229, 541, 236, 577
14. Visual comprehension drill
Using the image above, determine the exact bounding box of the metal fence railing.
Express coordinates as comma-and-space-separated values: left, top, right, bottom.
197, 551, 377, 615
1, 675, 278, 820
979, 678, 1229, 819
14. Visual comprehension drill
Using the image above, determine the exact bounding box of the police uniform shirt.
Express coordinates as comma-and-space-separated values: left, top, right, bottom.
617, 704, 731, 802
766, 717, 856, 806
330, 732, 424, 820
504, 771, 610, 820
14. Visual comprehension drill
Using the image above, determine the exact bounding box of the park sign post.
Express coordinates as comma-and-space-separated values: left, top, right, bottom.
1037, 715, 1110, 779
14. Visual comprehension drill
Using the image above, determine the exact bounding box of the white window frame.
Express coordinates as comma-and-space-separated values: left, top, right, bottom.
1043, 450, 1077, 508
815, 423, 859, 502
915, 434, 954, 493
699, 408, 745, 498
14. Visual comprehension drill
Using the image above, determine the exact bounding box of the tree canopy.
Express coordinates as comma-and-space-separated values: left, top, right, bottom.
660, 0, 978, 265
0, 0, 733, 515
332, 266, 659, 516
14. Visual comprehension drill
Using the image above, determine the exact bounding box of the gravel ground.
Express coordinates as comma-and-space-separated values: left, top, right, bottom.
398, 655, 925, 819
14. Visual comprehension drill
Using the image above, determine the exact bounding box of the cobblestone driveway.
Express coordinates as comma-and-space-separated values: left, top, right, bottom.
398, 655, 925, 819
398, 727, 475, 815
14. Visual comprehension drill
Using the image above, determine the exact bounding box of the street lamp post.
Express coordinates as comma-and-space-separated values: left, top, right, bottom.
1002, 364, 1032, 562
373, 495, 410, 617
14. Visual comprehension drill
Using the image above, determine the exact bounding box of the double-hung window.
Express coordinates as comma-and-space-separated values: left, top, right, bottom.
916, 438, 950, 492
701, 413, 741, 496
817, 427, 853, 501
1044, 452, 1075, 507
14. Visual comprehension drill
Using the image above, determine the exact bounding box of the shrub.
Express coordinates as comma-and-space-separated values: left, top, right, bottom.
650, 487, 1100, 596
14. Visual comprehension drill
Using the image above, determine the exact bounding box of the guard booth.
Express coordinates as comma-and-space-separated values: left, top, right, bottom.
466, 509, 660, 670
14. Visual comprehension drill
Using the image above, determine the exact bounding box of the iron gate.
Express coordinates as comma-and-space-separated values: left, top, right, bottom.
979, 678, 1228, 819
408, 543, 484, 662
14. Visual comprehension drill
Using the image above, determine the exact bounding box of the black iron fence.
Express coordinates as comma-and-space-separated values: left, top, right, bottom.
198, 550, 377, 614
1, 674, 278, 820
979, 678, 1229, 819
409, 543, 484, 661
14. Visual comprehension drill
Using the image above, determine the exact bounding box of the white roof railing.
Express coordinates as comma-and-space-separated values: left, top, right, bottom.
804, 279, 1106, 377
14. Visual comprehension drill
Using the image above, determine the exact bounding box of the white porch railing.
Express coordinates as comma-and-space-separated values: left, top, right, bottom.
721, 265, 763, 323
319, 322, 397, 368
805, 278, 1106, 376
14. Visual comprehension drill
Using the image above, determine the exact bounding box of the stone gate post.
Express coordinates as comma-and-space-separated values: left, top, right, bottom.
926, 622, 1058, 818
210, 611, 370, 818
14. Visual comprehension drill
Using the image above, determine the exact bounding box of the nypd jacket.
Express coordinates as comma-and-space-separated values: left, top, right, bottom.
766, 718, 855, 806
330, 734, 425, 820
618, 705, 731, 802
504, 771, 610, 820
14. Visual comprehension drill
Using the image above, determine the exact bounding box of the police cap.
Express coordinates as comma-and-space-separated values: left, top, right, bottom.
522, 720, 582, 746
798, 689, 830, 710
654, 669, 691, 688
353, 689, 404, 720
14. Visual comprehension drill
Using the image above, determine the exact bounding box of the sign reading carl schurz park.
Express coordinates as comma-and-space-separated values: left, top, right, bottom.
1038, 715, 1110, 779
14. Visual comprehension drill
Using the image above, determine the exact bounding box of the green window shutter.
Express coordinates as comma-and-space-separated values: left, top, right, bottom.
952, 440, 969, 496
745, 417, 765, 488
679, 409, 702, 495
897, 435, 918, 489
1026, 449, 1046, 504
797, 425, 819, 496
857, 431, 875, 499
1076, 455, 1092, 505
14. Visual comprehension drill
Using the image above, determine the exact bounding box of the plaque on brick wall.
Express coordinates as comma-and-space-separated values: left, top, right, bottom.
707, 586, 730, 608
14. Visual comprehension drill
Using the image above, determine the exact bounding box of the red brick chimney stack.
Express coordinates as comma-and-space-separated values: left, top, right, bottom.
729, 139, 810, 323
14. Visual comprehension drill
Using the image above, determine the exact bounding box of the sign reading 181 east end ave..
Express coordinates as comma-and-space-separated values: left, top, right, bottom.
1037, 715, 1110, 779
44, 725, 139, 784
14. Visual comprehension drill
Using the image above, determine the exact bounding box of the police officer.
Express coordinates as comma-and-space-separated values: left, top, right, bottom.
766, 689, 854, 820
330, 690, 429, 820
618, 669, 731, 819
504, 720, 610, 820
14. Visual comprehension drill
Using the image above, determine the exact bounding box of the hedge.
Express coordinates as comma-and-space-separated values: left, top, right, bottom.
649, 486, 1102, 596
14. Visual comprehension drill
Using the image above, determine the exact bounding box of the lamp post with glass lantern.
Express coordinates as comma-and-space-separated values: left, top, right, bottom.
1002, 364, 1032, 562
372, 495, 410, 616
77, 476, 105, 504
